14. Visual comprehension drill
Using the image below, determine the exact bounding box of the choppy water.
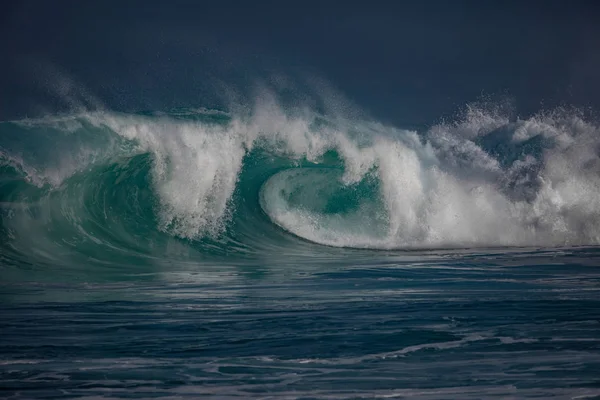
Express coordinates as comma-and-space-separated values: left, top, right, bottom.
2, 102, 600, 398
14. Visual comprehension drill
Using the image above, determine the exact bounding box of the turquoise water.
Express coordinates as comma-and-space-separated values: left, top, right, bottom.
2, 106, 600, 398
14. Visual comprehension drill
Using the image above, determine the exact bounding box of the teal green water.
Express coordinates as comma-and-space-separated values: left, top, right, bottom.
1, 107, 600, 398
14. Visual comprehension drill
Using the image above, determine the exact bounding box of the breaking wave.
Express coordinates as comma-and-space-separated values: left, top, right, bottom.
1, 97, 600, 268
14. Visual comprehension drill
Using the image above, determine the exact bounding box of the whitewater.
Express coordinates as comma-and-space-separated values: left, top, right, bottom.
2, 94, 600, 399
3, 97, 600, 252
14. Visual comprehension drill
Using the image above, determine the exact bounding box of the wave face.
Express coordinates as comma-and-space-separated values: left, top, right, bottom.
1, 101, 600, 269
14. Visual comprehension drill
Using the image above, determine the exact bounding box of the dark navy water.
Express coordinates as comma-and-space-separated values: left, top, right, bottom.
2, 248, 600, 399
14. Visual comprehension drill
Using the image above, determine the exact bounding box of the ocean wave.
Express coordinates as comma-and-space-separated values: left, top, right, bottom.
1, 100, 600, 267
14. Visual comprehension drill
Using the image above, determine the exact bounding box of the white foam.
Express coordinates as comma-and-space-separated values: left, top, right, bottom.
254, 104, 600, 248
94, 113, 249, 238
22, 97, 599, 248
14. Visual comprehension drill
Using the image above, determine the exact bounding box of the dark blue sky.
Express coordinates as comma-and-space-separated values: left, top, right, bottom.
1, 0, 599, 126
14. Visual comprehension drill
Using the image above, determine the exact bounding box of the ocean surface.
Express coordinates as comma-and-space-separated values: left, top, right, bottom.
1, 102, 600, 399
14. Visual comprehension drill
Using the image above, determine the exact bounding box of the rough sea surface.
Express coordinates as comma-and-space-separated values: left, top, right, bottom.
1, 104, 600, 398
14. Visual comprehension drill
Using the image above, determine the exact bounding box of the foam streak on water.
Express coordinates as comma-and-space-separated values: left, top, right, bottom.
2, 249, 600, 399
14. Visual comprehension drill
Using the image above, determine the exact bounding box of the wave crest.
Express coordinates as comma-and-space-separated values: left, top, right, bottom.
2, 102, 600, 255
